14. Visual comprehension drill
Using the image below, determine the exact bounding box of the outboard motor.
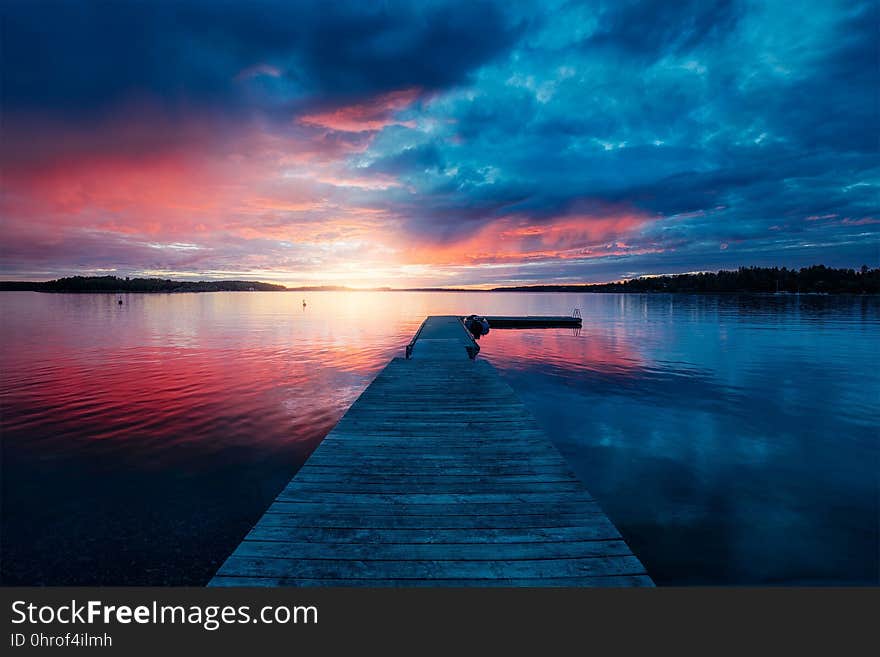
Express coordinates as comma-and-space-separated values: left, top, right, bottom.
464, 315, 490, 339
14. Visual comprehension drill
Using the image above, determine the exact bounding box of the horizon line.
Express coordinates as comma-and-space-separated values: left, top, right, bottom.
1, 263, 875, 293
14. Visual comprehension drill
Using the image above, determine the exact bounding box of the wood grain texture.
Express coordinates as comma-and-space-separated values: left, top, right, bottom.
209, 317, 650, 587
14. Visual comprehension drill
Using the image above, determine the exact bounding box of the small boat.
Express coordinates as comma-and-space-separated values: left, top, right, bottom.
464, 314, 490, 338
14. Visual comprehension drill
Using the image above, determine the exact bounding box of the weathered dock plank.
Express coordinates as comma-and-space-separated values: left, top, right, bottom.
254, 513, 610, 530
209, 315, 650, 587
245, 524, 622, 544
405, 315, 479, 359
232, 539, 635, 560
215, 554, 647, 580
211, 575, 654, 587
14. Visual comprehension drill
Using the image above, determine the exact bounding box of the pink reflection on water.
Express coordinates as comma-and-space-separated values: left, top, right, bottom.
0, 292, 423, 466
0, 290, 649, 468
481, 325, 645, 375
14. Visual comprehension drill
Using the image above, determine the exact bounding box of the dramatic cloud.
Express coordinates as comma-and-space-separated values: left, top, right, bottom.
0, 0, 876, 285
299, 89, 422, 132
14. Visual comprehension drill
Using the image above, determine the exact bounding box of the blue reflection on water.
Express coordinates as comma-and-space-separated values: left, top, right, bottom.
1, 291, 877, 584
481, 294, 879, 584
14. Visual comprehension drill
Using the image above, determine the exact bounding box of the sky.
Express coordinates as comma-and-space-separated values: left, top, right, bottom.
1, 0, 877, 287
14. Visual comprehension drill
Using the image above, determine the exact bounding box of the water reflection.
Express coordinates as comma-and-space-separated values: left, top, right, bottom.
1, 291, 878, 584
480, 294, 879, 584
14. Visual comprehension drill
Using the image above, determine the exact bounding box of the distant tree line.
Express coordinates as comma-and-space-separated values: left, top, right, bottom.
1, 266, 877, 294
495, 266, 880, 294
0, 276, 287, 292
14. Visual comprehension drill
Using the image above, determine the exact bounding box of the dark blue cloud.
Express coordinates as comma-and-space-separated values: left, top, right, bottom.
585, 0, 744, 59
0, 0, 522, 115
367, 143, 446, 176
351, 0, 879, 277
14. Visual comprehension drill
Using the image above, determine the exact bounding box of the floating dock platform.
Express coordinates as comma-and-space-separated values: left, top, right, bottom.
485, 315, 582, 329
210, 315, 650, 586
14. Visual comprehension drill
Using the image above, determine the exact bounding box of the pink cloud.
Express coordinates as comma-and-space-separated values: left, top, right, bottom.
0, 106, 666, 287
234, 63, 282, 81
298, 88, 421, 132
403, 210, 661, 266
804, 214, 878, 227
840, 217, 878, 226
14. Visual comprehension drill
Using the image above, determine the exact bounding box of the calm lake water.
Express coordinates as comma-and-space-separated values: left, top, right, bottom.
1, 291, 877, 585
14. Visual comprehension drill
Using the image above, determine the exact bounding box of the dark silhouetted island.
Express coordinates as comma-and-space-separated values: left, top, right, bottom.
490, 265, 879, 295
0, 266, 877, 294
0, 276, 287, 293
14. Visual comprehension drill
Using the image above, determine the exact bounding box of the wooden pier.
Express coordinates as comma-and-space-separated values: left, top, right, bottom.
485, 315, 582, 329
210, 315, 650, 586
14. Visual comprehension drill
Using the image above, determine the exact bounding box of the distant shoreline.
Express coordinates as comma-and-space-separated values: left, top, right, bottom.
1, 288, 875, 296
5, 288, 876, 295
1, 266, 877, 295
